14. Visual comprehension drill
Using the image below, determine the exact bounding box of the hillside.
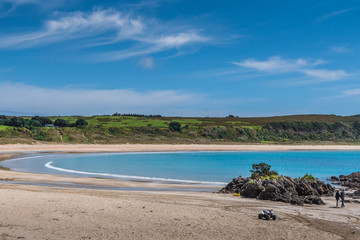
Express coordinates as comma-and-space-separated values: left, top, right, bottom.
1, 114, 360, 144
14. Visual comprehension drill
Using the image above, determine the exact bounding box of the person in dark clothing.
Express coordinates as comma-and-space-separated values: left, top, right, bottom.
335, 190, 340, 207
340, 189, 345, 208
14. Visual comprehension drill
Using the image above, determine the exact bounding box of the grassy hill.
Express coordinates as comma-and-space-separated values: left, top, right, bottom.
1, 114, 360, 144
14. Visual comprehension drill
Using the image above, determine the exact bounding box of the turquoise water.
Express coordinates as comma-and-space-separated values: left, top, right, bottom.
2, 151, 360, 185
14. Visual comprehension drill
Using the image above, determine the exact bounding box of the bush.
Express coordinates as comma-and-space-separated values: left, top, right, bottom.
7, 117, 25, 127
75, 119, 88, 127
54, 119, 70, 127
250, 163, 278, 179
298, 173, 316, 182
31, 116, 52, 126
169, 121, 181, 132
30, 119, 42, 127
0, 115, 7, 125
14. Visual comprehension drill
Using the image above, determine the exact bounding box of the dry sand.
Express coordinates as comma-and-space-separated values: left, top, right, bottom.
0, 144, 360, 239
2, 143, 360, 153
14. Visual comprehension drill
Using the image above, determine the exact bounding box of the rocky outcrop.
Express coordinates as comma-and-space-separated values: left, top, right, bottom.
219, 176, 333, 205
329, 176, 339, 182
337, 172, 360, 189
346, 190, 360, 199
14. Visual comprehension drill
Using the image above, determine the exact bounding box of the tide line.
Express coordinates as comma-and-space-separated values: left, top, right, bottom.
44, 161, 227, 186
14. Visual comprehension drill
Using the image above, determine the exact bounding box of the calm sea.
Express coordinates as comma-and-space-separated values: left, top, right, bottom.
1, 151, 360, 185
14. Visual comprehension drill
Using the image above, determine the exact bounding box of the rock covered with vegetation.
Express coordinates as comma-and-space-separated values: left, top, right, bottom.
219, 163, 334, 205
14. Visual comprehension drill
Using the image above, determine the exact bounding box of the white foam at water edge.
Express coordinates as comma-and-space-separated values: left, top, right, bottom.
7, 155, 56, 162
45, 161, 227, 186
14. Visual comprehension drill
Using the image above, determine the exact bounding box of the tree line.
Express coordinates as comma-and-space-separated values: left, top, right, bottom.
112, 112, 162, 117
0, 115, 88, 128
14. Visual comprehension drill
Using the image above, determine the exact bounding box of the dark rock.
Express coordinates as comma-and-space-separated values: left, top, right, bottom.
219, 176, 247, 194
344, 199, 360, 204
345, 190, 360, 199
258, 183, 278, 200
290, 195, 305, 206
219, 175, 333, 205
240, 181, 264, 198
336, 172, 360, 190
296, 181, 318, 196
329, 176, 339, 181
304, 195, 325, 205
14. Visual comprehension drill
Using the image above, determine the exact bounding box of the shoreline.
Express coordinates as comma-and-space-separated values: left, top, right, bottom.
1, 143, 360, 191
0, 150, 224, 191
2, 143, 360, 154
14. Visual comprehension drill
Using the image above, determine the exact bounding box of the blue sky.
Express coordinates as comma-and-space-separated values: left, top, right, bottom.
0, 0, 359, 116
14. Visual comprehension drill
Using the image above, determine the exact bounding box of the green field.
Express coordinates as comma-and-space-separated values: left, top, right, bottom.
1, 114, 360, 144
0, 125, 13, 131
47, 116, 263, 130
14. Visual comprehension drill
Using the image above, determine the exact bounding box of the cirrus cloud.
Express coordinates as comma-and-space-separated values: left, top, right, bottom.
233, 56, 323, 72
233, 56, 350, 82
300, 69, 350, 81
0, 0, 64, 16
0, 8, 209, 62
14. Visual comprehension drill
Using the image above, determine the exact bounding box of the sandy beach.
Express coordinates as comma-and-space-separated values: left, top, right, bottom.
2, 143, 360, 153
0, 144, 360, 239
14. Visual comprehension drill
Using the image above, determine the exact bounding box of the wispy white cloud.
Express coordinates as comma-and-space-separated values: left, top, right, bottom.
0, 0, 62, 16
138, 56, 154, 69
342, 88, 360, 97
93, 32, 207, 62
0, 0, 33, 16
0, 82, 203, 116
331, 46, 351, 53
322, 88, 360, 100
315, 9, 352, 22
300, 69, 350, 81
0, 0, 41, 8
0, 9, 145, 48
233, 56, 350, 82
0, 8, 208, 62
233, 56, 322, 72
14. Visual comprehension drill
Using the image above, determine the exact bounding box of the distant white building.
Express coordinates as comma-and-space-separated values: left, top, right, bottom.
44, 124, 55, 127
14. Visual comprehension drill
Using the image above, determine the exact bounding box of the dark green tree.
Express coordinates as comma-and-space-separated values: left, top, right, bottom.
31, 116, 53, 126
0, 115, 6, 125
250, 163, 278, 178
30, 119, 42, 127
54, 119, 70, 127
169, 121, 181, 132
75, 119, 88, 127
8, 117, 25, 127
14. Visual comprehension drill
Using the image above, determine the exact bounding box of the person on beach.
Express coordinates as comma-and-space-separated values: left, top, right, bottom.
335, 190, 340, 207
340, 189, 345, 208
